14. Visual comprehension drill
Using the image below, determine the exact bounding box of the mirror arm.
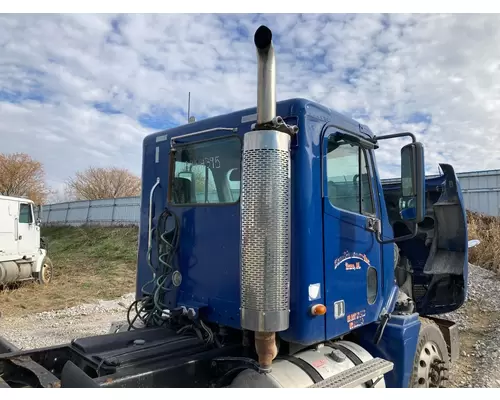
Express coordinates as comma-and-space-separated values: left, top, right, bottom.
374, 222, 419, 245
374, 131, 416, 143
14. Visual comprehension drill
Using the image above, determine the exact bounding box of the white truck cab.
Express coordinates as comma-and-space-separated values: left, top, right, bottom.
0, 195, 52, 286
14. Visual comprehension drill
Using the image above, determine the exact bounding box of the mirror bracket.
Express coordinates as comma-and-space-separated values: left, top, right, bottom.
374, 131, 417, 143
367, 218, 419, 245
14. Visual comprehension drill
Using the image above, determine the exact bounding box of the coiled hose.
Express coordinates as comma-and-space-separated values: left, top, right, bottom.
127, 208, 180, 329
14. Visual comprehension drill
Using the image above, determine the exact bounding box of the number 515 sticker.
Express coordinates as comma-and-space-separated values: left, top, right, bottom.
193, 156, 221, 169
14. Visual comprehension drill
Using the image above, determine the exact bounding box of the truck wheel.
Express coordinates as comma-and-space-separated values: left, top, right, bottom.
409, 318, 450, 388
35, 256, 54, 285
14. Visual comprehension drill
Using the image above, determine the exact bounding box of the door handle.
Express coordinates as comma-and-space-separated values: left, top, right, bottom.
365, 217, 378, 232
19, 235, 22, 240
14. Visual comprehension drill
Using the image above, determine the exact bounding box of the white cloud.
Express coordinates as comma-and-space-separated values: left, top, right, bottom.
1, 13, 500, 194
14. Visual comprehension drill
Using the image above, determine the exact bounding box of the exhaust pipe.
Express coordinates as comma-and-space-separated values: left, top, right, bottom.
240, 25, 291, 371
254, 25, 276, 125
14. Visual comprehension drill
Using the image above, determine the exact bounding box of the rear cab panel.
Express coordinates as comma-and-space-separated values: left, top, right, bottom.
137, 99, 305, 333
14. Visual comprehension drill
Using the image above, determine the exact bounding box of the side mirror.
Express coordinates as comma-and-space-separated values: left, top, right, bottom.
399, 142, 425, 223
36, 217, 42, 226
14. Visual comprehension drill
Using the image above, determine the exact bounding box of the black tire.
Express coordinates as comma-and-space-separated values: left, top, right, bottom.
409, 317, 450, 388
35, 256, 53, 285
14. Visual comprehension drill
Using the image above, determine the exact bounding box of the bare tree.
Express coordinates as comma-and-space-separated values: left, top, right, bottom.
66, 167, 141, 200
0, 153, 51, 204
45, 186, 75, 204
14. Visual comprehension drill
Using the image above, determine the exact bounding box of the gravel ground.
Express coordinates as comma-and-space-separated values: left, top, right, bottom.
0, 263, 499, 388
439, 263, 500, 388
0, 292, 134, 350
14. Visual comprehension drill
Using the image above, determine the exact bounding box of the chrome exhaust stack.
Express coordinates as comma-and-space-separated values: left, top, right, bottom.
239, 25, 298, 371
254, 25, 276, 125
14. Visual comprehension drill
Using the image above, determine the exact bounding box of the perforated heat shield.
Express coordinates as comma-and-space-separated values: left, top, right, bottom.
240, 129, 291, 332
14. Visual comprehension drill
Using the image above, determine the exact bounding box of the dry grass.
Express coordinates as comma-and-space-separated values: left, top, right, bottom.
0, 225, 139, 318
467, 210, 500, 275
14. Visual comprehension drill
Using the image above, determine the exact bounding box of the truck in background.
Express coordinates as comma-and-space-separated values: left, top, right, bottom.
0, 195, 52, 287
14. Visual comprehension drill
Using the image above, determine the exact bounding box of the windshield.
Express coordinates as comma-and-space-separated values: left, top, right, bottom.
170, 136, 241, 205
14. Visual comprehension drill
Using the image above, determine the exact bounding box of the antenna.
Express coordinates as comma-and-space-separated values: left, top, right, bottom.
187, 92, 196, 123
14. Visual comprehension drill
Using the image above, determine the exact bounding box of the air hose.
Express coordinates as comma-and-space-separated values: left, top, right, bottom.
127, 208, 180, 329
126, 208, 218, 346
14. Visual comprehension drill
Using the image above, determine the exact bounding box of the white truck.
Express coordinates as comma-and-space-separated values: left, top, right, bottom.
0, 195, 52, 286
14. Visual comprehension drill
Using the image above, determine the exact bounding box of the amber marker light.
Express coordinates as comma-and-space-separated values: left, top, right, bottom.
310, 304, 327, 316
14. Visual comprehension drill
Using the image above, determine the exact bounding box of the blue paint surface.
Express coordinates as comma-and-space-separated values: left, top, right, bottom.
320, 125, 384, 340
354, 313, 421, 388
136, 97, 466, 349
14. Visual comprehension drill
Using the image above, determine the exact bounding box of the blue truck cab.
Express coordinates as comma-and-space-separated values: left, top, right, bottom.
137, 96, 468, 387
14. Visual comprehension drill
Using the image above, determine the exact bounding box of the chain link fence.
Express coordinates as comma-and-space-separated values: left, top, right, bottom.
37, 197, 141, 226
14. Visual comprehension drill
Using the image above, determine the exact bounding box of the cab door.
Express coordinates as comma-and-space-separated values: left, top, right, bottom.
322, 130, 384, 339
17, 202, 37, 257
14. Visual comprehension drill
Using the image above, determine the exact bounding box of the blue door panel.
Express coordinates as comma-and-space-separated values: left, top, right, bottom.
322, 130, 384, 340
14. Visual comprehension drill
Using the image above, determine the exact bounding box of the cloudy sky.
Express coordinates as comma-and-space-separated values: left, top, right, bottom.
1, 13, 500, 198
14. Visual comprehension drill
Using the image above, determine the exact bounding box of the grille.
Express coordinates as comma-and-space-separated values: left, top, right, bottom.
240, 130, 291, 332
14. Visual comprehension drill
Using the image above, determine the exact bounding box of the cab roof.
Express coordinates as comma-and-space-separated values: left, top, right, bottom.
144, 97, 375, 147
0, 195, 34, 203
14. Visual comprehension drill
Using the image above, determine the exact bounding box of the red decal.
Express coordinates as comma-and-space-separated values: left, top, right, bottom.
312, 359, 327, 368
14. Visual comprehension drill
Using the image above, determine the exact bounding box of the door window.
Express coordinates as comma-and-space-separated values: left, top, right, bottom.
326, 137, 375, 215
19, 203, 33, 224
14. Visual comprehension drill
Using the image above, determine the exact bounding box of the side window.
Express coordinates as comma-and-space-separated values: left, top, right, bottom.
326, 137, 375, 215
19, 203, 33, 224
170, 136, 241, 205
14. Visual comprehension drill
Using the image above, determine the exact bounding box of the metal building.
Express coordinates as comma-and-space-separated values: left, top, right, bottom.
383, 168, 500, 217
455, 169, 500, 217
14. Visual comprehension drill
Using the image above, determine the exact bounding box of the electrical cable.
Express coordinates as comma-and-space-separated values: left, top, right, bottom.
127, 208, 180, 330
125, 207, 218, 346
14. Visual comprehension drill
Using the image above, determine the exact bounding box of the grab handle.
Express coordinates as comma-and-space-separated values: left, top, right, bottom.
148, 178, 161, 250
